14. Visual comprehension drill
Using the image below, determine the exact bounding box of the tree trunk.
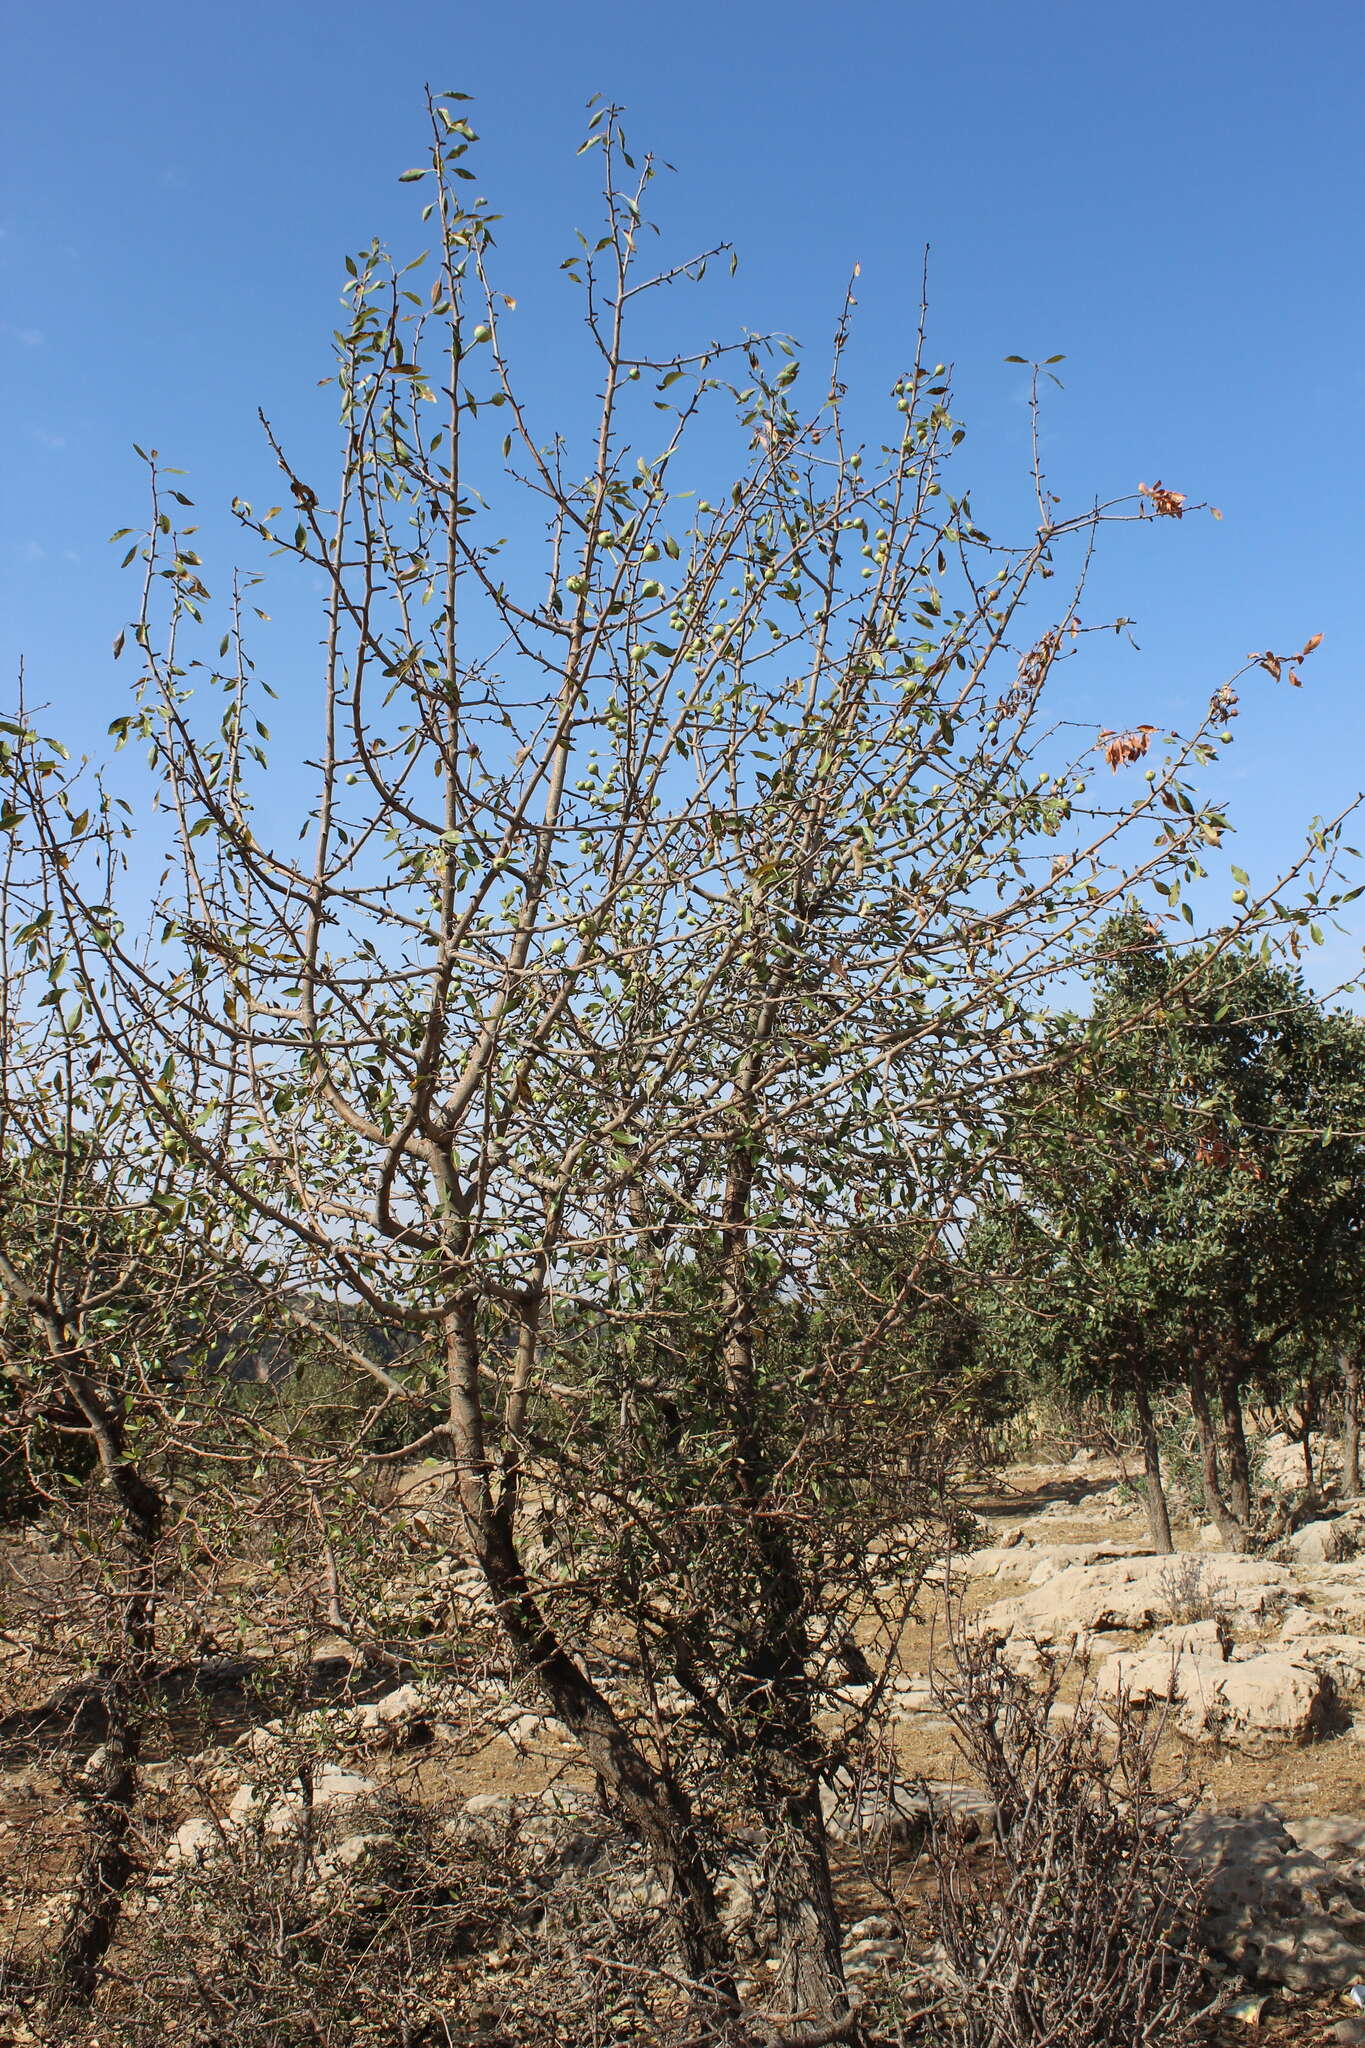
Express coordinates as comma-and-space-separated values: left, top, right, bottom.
443, 1299, 736, 2005
1189, 1353, 1245, 1551
466, 1509, 735, 1996
1132, 1380, 1174, 1555
1343, 1353, 1361, 1498
46, 1366, 164, 2015
49, 1704, 141, 2008
767, 1789, 850, 2040
1218, 1360, 1252, 1530
40, 1368, 165, 2007
717, 1126, 849, 2037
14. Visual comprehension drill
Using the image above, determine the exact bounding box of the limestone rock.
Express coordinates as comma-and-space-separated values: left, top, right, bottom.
820, 1770, 994, 1846
1099, 1637, 1333, 1751
1285, 1519, 1351, 1566
1281, 1633, 1365, 1705
1255, 1432, 1338, 1491
842, 1936, 905, 1978
161, 1816, 221, 1870
1276, 1603, 1323, 1639
319, 1830, 399, 1878
1146, 1616, 1232, 1660
1285, 1814, 1365, 1866
1191, 1653, 1335, 1752
1180, 1807, 1365, 1989
1299, 1561, 1365, 1632
462, 1792, 518, 1823
982, 1553, 1297, 1650
368, 1682, 425, 1723
227, 1767, 377, 1835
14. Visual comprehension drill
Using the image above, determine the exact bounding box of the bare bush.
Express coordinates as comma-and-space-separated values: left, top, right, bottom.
111, 1789, 575, 2048
917, 1629, 1213, 2048
1156, 1555, 1232, 1630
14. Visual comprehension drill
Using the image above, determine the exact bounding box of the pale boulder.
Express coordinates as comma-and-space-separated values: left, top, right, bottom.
1100, 1637, 1333, 1752
981, 1553, 1296, 1649
1300, 1560, 1365, 1631
1285, 1519, 1350, 1566
160, 1816, 222, 1870
1192, 1652, 1335, 1752
1286, 1815, 1365, 1864
227, 1767, 376, 1835
1278, 1632, 1365, 1705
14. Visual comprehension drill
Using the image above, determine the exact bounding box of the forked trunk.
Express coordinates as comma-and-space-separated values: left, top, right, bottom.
482, 1529, 733, 1995
444, 1301, 736, 2004
1188, 1353, 1245, 1551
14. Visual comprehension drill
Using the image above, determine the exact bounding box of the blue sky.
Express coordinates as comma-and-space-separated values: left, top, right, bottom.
5, 0, 1364, 978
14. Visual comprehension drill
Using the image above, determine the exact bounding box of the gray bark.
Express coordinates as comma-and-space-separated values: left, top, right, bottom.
1132, 1380, 1174, 1555
1189, 1353, 1246, 1551
1343, 1353, 1361, 1497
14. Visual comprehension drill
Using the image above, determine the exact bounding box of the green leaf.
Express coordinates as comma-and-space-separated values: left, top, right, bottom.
399, 168, 428, 182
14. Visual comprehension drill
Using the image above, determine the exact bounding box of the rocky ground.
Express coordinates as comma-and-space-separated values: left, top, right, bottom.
6, 1439, 1365, 2041
932, 1441, 1365, 2041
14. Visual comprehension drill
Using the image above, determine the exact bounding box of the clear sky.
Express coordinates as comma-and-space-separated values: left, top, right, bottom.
5, 0, 1364, 980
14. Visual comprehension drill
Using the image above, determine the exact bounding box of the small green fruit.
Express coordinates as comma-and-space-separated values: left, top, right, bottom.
471, 323, 492, 343
641, 542, 660, 561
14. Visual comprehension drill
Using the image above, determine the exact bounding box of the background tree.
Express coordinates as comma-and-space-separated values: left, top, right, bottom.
989, 915, 1365, 1552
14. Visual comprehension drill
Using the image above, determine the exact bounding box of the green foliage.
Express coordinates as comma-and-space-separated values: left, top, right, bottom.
975, 912, 1365, 1431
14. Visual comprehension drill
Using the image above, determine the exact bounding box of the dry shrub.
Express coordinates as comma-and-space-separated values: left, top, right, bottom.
919, 1629, 1214, 2048
90, 1777, 741, 2048
1156, 1555, 1232, 1630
